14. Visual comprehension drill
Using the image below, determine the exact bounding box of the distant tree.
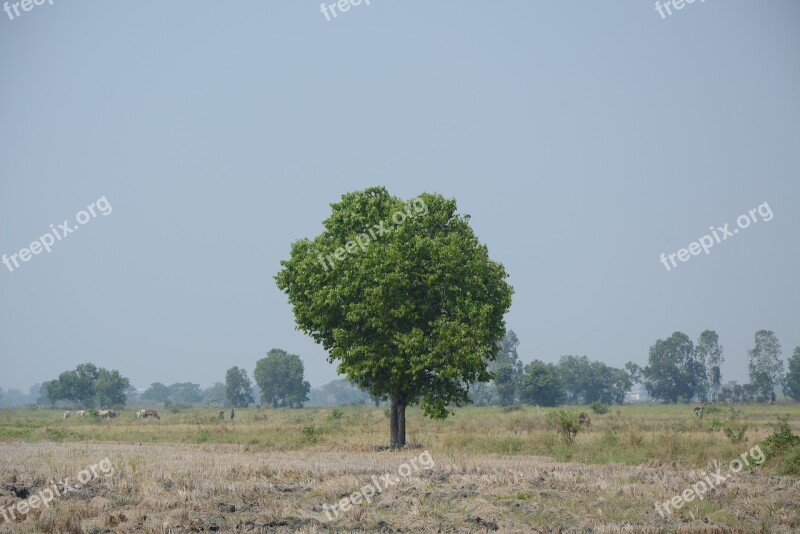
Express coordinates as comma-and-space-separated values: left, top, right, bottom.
517, 360, 565, 407
225, 367, 254, 408
695, 330, 724, 402
468, 382, 499, 406
46, 363, 130, 408
141, 382, 203, 405
202, 382, 226, 406
556, 355, 592, 404
784, 347, 800, 401
625, 362, 643, 384
166, 383, 203, 405
587, 363, 632, 405
37, 381, 53, 405
47, 363, 100, 408
308, 379, 373, 406
142, 383, 171, 403
748, 330, 783, 402
555, 356, 631, 405
642, 332, 706, 403
720, 383, 759, 404
0, 384, 43, 408
275, 188, 513, 447
254, 349, 311, 408
95, 369, 130, 407
491, 330, 523, 406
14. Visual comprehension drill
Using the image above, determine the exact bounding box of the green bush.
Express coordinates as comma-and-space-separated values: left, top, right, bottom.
589, 402, 609, 415
762, 416, 800, 457
779, 444, 800, 476
545, 410, 581, 445
723, 422, 748, 443
302, 424, 317, 443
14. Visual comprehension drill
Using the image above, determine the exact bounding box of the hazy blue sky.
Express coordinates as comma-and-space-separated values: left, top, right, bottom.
1, 1, 798, 393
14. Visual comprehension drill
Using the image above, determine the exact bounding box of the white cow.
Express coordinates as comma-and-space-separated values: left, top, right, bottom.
62, 411, 71, 419
76, 410, 86, 417
136, 409, 146, 418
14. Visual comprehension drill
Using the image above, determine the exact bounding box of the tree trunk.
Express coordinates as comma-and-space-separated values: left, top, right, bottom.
389, 395, 407, 448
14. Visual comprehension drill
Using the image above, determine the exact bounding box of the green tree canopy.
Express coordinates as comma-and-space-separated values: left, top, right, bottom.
46, 363, 130, 408
254, 349, 311, 408
784, 346, 800, 401
748, 330, 783, 402
95, 369, 131, 407
275, 188, 513, 447
492, 330, 523, 406
517, 360, 564, 407
696, 330, 724, 402
555, 356, 631, 405
225, 366, 254, 408
642, 332, 706, 403
141, 383, 170, 403
141, 382, 203, 405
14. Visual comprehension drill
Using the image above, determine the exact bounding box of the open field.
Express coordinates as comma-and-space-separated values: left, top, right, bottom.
1, 404, 799, 533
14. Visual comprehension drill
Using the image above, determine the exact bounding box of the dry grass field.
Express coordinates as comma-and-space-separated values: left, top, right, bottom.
1, 404, 799, 533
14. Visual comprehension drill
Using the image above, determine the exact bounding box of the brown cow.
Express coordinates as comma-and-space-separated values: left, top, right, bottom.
142, 409, 160, 420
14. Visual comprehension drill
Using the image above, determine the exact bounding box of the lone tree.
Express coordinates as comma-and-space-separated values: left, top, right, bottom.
46, 363, 130, 408
254, 349, 311, 408
276, 188, 513, 448
696, 330, 724, 402
748, 330, 783, 402
492, 330, 523, 406
225, 366, 254, 408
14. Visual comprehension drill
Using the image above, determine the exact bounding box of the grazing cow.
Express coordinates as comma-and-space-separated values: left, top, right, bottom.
694, 406, 704, 419
76, 410, 86, 417
98, 409, 117, 419
62, 411, 71, 419
218, 410, 225, 420
578, 413, 591, 426
142, 409, 160, 420
136, 409, 146, 418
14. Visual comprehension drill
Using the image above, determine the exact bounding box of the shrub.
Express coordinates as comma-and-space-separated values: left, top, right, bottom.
779, 444, 800, 476
723, 422, 748, 443
762, 416, 800, 458
589, 402, 609, 415
302, 424, 317, 443
545, 410, 580, 445
328, 408, 344, 421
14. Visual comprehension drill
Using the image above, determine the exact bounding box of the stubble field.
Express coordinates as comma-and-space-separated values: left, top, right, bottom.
1, 404, 799, 533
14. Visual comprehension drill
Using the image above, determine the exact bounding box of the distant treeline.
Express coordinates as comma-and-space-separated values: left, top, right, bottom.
3, 330, 799, 409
